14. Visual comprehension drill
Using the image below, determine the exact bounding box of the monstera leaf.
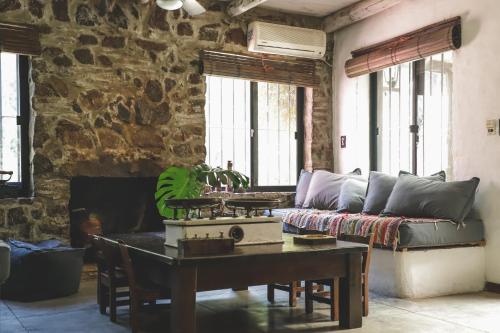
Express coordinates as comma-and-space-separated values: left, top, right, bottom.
192, 163, 250, 191
155, 166, 203, 218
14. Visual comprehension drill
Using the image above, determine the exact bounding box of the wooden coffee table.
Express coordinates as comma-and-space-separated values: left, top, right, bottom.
101, 232, 367, 333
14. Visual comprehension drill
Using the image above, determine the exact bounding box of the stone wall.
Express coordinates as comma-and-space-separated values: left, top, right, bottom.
0, 0, 332, 242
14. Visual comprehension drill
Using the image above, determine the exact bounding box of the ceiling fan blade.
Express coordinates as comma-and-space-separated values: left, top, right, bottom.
182, 0, 206, 16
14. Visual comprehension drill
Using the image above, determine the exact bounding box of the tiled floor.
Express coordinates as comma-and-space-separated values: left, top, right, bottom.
1, 281, 499, 333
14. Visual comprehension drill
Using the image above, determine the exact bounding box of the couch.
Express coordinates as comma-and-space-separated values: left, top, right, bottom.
277, 169, 486, 298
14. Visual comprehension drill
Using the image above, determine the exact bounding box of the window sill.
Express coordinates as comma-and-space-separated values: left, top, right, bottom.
0, 184, 29, 200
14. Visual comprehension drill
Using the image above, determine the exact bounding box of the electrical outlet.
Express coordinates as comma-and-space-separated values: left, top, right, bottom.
340, 136, 346, 148
486, 119, 498, 136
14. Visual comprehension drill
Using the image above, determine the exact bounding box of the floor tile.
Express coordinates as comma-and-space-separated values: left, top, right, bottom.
3, 280, 500, 333
0, 318, 26, 332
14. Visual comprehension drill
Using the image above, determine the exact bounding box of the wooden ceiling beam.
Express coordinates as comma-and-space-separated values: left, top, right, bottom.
323, 0, 402, 33
227, 0, 268, 17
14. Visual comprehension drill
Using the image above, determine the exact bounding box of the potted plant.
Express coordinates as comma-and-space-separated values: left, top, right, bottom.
155, 163, 249, 218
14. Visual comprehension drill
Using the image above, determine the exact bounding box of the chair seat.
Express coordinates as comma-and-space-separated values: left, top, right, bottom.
100, 270, 129, 287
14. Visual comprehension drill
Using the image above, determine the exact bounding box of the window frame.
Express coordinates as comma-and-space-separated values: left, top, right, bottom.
249, 83, 304, 192
0, 54, 31, 199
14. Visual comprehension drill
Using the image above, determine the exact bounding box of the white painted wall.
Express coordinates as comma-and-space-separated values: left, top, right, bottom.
370, 247, 486, 298
333, 0, 500, 283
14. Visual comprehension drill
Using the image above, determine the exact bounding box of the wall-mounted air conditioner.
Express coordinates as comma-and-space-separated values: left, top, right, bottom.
247, 21, 326, 59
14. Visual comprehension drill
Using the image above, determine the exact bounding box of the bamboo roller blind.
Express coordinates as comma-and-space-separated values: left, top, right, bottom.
345, 17, 461, 78
200, 50, 320, 87
0, 22, 41, 56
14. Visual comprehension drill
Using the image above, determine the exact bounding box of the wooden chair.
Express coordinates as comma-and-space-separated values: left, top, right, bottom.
93, 238, 130, 322
117, 240, 171, 333
267, 281, 304, 307
268, 229, 326, 307
304, 233, 374, 320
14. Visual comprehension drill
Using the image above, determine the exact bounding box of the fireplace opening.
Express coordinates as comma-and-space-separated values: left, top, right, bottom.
69, 177, 163, 260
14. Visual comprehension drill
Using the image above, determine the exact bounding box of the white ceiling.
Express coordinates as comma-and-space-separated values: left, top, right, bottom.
259, 0, 360, 17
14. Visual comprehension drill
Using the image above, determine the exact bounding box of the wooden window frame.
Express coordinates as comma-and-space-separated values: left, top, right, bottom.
0, 55, 31, 199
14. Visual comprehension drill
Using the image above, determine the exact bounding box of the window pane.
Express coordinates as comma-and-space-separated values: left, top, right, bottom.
418, 52, 451, 176
377, 64, 412, 175
204, 76, 251, 178
205, 77, 298, 187
257, 82, 297, 186
0, 53, 21, 183
377, 51, 451, 177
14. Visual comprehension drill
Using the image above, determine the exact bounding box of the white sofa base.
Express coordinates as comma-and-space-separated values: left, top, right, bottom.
369, 246, 485, 298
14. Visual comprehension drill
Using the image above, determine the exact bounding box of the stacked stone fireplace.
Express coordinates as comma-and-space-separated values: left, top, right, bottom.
69, 177, 162, 250
0, 0, 333, 244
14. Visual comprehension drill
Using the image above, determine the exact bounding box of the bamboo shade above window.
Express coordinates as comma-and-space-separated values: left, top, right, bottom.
345, 17, 461, 78
0, 22, 41, 56
200, 50, 319, 87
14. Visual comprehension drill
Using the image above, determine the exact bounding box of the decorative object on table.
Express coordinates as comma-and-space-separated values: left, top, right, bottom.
293, 234, 337, 245
224, 198, 281, 218
194, 162, 249, 193
178, 232, 235, 256
164, 198, 222, 220
164, 216, 283, 247
0, 170, 13, 186
155, 163, 249, 219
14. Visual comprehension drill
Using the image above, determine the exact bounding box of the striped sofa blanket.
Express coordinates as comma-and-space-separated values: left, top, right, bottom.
283, 209, 453, 249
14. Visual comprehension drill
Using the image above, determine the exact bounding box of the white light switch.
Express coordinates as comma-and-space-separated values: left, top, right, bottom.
486, 119, 498, 136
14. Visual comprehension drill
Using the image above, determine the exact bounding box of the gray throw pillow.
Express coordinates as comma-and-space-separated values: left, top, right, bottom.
337, 178, 368, 213
362, 170, 446, 215
302, 168, 363, 210
295, 169, 313, 208
383, 174, 480, 222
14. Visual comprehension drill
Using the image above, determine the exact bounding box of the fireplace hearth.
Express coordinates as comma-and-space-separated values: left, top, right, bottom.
69, 177, 163, 254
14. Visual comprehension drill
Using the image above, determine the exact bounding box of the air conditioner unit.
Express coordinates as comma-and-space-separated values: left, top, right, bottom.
247, 21, 326, 59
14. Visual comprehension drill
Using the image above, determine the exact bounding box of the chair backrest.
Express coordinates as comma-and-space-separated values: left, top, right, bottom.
117, 240, 137, 289
101, 238, 125, 280
91, 237, 106, 272
339, 234, 375, 276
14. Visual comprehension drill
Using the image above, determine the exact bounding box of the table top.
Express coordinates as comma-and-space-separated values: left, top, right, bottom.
99, 232, 368, 266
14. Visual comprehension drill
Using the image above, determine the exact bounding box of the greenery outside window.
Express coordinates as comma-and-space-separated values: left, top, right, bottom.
371, 51, 452, 176
205, 75, 304, 191
0, 52, 30, 198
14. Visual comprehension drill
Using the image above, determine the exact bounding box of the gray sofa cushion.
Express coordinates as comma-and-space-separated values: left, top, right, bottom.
337, 178, 368, 213
302, 168, 363, 210
0, 240, 10, 284
383, 174, 480, 222
362, 170, 446, 215
295, 169, 312, 208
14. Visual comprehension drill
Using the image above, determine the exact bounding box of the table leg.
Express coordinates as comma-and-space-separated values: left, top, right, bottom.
171, 265, 197, 333
339, 252, 362, 329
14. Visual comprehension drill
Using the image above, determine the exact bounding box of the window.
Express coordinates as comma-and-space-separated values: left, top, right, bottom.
0, 52, 30, 197
372, 51, 452, 176
205, 75, 303, 190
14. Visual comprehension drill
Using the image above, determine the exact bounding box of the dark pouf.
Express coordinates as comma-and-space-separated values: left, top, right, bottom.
1, 240, 85, 302
0, 240, 10, 284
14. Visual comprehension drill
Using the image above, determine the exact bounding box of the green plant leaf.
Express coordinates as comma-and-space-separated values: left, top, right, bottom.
155, 166, 202, 218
